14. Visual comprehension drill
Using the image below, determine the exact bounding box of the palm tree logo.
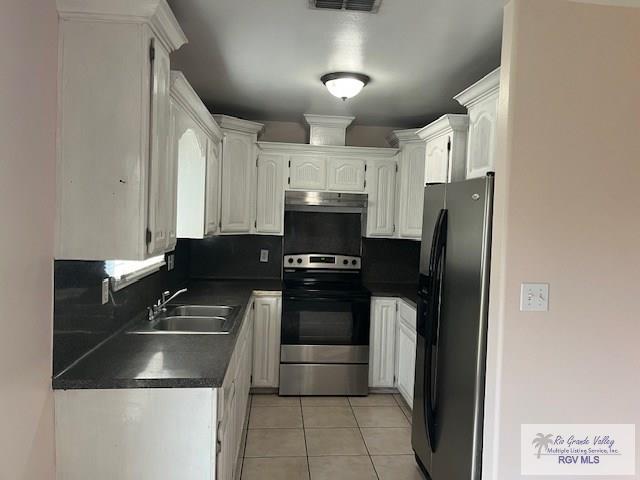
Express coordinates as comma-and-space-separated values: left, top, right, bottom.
532, 433, 554, 459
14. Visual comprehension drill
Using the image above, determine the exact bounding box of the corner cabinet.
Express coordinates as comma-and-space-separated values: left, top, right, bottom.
454, 68, 500, 179
214, 116, 264, 234
251, 295, 282, 388
171, 72, 223, 240
55, 1, 186, 260
417, 114, 469, 184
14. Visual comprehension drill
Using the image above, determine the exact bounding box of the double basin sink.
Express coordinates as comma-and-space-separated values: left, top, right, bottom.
129, 305, 240, 335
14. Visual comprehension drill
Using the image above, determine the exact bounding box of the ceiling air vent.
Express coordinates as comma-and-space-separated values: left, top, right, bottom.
309, 0, 382, 13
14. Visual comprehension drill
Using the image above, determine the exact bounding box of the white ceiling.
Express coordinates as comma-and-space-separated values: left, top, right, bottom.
168, 0, 503, 127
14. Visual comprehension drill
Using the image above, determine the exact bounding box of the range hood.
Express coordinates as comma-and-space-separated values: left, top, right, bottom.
285, 191, 368, 213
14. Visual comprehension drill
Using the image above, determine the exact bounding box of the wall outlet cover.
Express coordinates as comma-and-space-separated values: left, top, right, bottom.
101, 278, 110, 305
520, 283, 549, 312
260, 249, 269, 263
167, 253, 175, 271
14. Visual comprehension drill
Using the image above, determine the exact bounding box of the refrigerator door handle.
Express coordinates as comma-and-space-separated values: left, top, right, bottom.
424, 208, 447, 453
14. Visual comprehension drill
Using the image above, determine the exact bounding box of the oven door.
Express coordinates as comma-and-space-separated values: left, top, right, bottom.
281, 292, 370, 364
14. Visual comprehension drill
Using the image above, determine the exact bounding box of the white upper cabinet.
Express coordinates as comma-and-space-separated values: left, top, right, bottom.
327, 157, 366, 192
205, 138, 222, 236
369, 298, 397, 388
171, 72, 223, 240
417, 114, 469, 184
366, 159, 397, 237
55, 0, 186, 260
390, 129, 427, 240
256, 154, 285, 235
289, 155, 327, 190
454, 68, 500, 179
214, 116, 264, 234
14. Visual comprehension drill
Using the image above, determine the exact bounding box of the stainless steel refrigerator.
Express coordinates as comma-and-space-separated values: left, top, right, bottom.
412, 174, 494, 480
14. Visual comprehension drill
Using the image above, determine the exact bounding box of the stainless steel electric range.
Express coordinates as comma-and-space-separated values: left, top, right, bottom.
279, 253, 371, 396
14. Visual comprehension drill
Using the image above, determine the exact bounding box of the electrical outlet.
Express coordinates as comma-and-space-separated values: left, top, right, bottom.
520, 283, 549, 311
259, 249, 269, 263
167, 253, 175, 271
101, 278, 110, 305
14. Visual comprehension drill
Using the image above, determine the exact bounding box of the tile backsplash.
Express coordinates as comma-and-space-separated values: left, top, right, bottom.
53, 241, 189, 375
361, 238, 420, 284
189, 235, 283, 280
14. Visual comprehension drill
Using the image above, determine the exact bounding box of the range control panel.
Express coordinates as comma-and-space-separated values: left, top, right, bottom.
283, 254, 361, 270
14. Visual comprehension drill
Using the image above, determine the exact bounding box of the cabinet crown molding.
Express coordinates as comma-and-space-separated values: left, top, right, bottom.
304, 114, 355, 146
56, 0, 187, 51
303, 114, 355, 128
170, 71, 222, 141
257, 141, 398, 158
387, 128, 422, 148
212, 115, 264, 135
416, 114, 469, 141
454, 67, 501, 108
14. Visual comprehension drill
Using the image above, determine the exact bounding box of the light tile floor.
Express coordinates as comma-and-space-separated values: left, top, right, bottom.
240, 393, 425, 480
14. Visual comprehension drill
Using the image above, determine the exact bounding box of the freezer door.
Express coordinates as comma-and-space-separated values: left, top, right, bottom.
429, 176, 493, 480
419, 184, 447, 276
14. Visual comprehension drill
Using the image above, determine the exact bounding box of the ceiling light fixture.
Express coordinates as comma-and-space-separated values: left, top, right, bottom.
321, 72, 370, 101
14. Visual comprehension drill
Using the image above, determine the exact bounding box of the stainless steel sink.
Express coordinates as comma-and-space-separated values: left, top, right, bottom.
166, 305, 237, 318
129, 305, 240, 335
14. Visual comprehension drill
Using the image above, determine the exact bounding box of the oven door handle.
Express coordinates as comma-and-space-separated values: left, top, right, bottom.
284, 295, 369, 302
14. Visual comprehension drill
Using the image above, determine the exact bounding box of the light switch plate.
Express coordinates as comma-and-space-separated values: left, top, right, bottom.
260, 249, 269, 263
101, 278, 110, 305
167, 253, 175, 271
520, 283, 549, 311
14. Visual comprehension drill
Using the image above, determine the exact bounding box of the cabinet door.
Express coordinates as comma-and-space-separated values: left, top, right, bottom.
289, 155, 326, 190
395, 321, 416, 409
146, 40, 172, 256
327, 157, 366, 192
365, 160, 397, 237
175, 113, 207, 239
220, 131, 255, 232
205, 138, 221, 236
466, 94, 498, 179
252, 297, 282, 388
398, 142, 426, 239
369, 298, 397, 388
256, 154, 285, 234
166, 98, 180, 250
425, 134, 450, 184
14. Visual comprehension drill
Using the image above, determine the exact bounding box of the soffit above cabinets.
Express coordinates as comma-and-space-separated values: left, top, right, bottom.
167, 0, 503, 127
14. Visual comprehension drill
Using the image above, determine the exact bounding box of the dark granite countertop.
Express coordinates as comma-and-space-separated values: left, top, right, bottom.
52, 279, 282, 390
364, 282, 419, 308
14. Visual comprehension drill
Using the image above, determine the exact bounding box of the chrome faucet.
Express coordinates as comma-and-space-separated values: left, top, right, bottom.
147, 288, 187, 321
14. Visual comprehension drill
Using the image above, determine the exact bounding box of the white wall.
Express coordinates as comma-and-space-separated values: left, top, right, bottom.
483, 0, 640, 478
0, 0, 58, 478
258, 119, 399, 147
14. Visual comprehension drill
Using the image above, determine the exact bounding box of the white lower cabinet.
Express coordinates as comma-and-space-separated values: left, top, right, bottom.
369, 298, 397, 388
252, 295, 282, 388
368, 297, 417, 408
54, 294, 271, 480
395, 301, 417, 408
